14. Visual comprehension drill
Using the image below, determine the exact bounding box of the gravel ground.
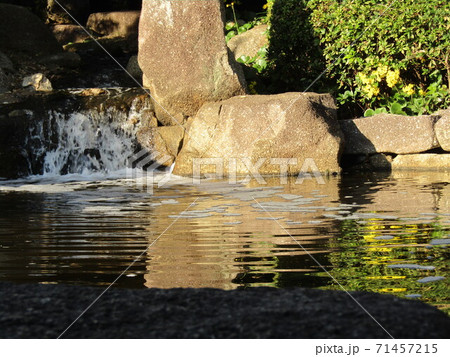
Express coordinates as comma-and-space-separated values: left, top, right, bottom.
0, 282, 449, 339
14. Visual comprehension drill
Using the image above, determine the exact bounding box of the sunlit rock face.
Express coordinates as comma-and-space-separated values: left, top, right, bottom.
173, 92, 344, 177
340, 114, 440, 154
138, 0, 247, 126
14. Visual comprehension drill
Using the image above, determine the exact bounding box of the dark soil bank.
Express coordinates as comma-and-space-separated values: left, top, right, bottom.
0, 282, 449, 339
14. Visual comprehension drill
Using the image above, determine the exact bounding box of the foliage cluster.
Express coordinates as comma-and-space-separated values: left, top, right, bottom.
307, 0, 450, 116
231, 0, 450, 117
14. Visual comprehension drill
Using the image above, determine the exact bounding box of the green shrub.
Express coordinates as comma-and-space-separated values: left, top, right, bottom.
266, 0, 327, 93
307, 0, 450, 116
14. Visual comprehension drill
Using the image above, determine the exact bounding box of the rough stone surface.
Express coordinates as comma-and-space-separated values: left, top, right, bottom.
392, 154, 450, 171
87, 11, 140, 38
0, 282, 449, 338
340, 114, 440, 154
173, 93, 343, 176
137, 126, 185, 167
22, 73, 53, 92
0, 4, 62, 57
228, 25, 268, 61
51, 24, 91, 44
126, 55, 142, 81
138, 0, 247, 125
47, 0, 91, 24
435, 114, 450, 151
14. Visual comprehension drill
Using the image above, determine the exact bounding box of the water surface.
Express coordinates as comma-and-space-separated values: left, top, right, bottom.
0, 171, 448, 312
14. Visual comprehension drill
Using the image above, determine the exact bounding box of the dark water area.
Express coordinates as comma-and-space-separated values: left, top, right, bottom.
0, 172, 448, 313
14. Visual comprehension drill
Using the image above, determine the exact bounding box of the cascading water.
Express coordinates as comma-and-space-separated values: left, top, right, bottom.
24, 92, 148, 178
41, 111, 137, 176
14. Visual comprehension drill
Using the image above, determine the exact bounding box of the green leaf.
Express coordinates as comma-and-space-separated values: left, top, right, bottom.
390, 102, 407, 115
364, 109, 375, 117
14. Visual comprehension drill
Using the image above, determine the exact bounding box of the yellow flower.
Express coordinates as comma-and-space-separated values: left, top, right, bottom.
373, 65, 388, 81
363, 84, 380, 99
386, 69, 400, 88
358, 73, 374, 85
403, 84, 415, 96
419, 89, 426, 96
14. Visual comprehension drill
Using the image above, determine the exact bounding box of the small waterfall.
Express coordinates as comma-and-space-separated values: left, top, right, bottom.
41, 112, 136, 176
25, 93, 148, 177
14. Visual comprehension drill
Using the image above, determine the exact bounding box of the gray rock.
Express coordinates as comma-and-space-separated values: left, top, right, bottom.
0, 282, 449, 338
173, 92, 343, 176
0, 4, 62, 57
391, 154, 450, 171
22, 73, 53, 92
51, 24, 91, 44
228, 24, 268, 61
87, 11, 140, 38
435, 114, 450, 151
340, 114, 440, 154
138, 0, 247, 125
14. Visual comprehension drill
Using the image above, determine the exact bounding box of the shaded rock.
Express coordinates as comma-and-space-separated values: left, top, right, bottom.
51, 24, 91, 44
0, 51, 14, 72
340, 114, 440, 154
173, 93, 343, 176
138, 0, 247, 125
126, 55, 142, 81
87, 11, 140, 39
435, 114, 450, 151
39, 52, 81, 69
228, 24, 268, 61
63, 36, 137, 55
1, 282, 449, 338
0, 69, 10, 93
0, 4, 62, 57
137, 126, 185, 167
47, 0, 91, 24
22, 73, 53, 92
392, 154, 450, 171
368, 153, 393, 170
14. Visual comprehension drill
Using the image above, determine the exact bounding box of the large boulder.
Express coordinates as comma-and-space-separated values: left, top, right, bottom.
173, 93, 343, 176
228, 24, 268, 61
46, 0, 91, 24
0, 4, 62, 57
435, 113, 450, 151
87, 11, 140, 39
138, 0, 247, 126
340, 114, 440, 154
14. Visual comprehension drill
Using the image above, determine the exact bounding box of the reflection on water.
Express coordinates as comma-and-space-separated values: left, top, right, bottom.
0, 172, 448, 312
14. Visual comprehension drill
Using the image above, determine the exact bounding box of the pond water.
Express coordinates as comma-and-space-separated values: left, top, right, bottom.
0, 171, 449, 313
